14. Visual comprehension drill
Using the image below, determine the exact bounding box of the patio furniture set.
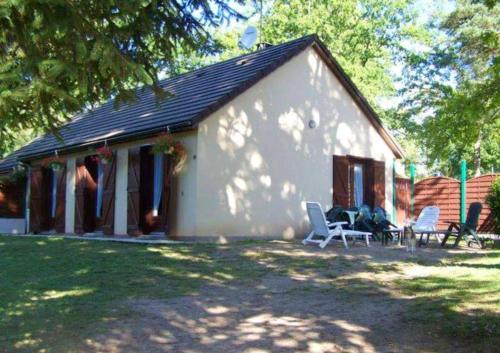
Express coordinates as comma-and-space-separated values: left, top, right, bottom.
303, 201, 487, 249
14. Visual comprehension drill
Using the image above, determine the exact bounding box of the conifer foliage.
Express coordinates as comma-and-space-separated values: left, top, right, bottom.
0, 0, 245, 141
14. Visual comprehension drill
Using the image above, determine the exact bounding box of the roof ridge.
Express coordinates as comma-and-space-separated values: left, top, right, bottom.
158, 34, 318, 85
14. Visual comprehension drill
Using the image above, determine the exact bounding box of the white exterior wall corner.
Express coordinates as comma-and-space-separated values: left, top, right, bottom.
195, 47, 397, 238
64, 157, 76, 233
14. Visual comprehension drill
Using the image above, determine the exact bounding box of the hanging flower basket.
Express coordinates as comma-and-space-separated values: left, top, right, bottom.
42, 156, 66, 170
95, 146, 114, 164
0, 164, 26, 187
11, 164, 27, 182
0, 174, 13, 187
151, 133, 187, 171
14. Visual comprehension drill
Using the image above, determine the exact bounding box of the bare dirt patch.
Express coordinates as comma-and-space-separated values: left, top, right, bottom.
83, 241, 496, 353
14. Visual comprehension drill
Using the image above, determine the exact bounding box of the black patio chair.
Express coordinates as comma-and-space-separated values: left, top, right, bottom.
373, 206, 404, 244
440, 202, 484, 248
325, 205, 350, 227
354, 204, 379, 240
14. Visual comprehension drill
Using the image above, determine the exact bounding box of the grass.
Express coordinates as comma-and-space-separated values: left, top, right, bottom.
0, 236, 263, 352
0, 236, 499, 353
396, 251, 500, 347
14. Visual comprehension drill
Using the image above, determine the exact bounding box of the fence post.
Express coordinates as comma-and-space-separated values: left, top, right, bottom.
410, 163, 416, 218
392, 159, 396, 223
460, 159, 467, 223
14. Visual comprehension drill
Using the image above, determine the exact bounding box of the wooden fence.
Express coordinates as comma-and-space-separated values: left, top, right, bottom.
466, 174, 497, 233
413, 174, 498, 232
395, 177, 410, 225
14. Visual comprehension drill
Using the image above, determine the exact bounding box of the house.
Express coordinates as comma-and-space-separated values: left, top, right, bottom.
0, 34, 404, 240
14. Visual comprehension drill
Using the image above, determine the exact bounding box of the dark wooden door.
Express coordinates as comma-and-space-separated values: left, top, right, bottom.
160, 156, 173, 234
74, 159, 86, 234
127, 147, 141, 236
101, 155, 117, 235
332, 155, 350, 207
55, 165, 66, 233
29, 165, 44, 233
372, 160, 386, 208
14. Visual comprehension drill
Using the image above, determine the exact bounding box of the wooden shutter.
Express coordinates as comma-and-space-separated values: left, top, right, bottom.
74, 159, 86, 234
54, 165, 66, 233
127, 147, 141, 236
160, 156, 174, 234
373, 160, 386, 208
332, 155, 350, 208
101, 155, 117, 235
29, 165, 43, 233
364, 159, 374, 208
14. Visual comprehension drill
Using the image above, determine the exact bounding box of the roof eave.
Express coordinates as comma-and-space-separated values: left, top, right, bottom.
17, 120, 194, 163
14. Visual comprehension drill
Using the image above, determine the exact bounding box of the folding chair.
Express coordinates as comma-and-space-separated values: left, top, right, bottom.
303, 202, 371, 249
410, 206, 441, 246
441, 202, 483, 248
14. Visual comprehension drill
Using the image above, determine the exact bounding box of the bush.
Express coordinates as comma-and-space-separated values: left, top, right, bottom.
486, 177, 500, 229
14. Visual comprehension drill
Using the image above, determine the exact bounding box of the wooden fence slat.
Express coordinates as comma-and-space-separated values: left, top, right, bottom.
412, 174, 499, 233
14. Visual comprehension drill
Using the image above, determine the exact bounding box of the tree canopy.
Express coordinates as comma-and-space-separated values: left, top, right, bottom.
398, 0, 499, 177
1, 0, 497, 178
0, 0, 245, 156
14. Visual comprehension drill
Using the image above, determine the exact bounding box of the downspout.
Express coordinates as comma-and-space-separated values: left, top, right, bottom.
410, 163, 416, 218
392, 159, 396, 224
25, 165, 31, 234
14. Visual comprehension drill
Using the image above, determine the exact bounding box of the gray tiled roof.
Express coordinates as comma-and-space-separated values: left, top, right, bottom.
0, 33, 404, 174
0, 35, 317, 172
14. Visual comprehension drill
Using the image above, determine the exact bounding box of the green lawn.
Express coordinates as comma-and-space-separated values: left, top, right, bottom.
0, 237, 264, 352
0, 236, 498, 353
397, 251, 500, 344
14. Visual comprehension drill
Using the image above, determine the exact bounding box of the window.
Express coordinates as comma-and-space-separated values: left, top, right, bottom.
333, 155, 385, 209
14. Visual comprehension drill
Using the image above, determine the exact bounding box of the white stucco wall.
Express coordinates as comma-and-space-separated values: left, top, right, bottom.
167, 132, 198, 237
0, 218, 26, 234
65, 158, 76, 233
195, 47, 397, 238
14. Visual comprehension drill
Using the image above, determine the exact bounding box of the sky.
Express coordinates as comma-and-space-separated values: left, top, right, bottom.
221, 0, 457, 110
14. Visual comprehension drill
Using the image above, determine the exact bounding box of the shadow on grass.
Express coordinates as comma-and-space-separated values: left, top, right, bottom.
0, 237, 264, 352
0, 237, 498, 353
398, 276, 499, 345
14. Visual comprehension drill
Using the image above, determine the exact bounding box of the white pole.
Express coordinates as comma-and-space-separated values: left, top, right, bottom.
25, 166, 31, 234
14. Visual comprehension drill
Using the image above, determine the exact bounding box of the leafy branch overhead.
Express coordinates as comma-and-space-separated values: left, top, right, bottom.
0, 0, 246, 138
398, 0, 499, 176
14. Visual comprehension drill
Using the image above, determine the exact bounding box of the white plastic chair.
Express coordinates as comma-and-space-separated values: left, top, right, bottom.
302, 202, 371, 249
411, 206, 441, 244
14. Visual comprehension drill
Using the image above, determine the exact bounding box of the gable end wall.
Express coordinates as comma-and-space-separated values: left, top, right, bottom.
194, 47, 397, 238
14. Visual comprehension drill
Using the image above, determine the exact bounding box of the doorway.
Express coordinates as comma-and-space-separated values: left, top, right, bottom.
75, 156, 105, 234
30, 164, 66, 234
41, 167, 56, 231
127, 146, 172, 236
83, 156, 101, 233
139, 146, 164, 234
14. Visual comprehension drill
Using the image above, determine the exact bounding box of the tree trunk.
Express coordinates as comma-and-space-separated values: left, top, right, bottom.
473, 130, 483, 177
